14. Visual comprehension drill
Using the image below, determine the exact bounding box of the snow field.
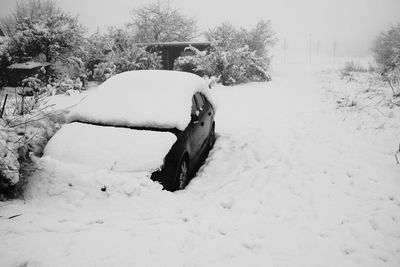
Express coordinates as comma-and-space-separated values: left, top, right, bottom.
0, 64, 399, 266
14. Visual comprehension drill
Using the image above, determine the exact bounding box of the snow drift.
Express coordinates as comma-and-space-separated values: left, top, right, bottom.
44, 122, 177, 172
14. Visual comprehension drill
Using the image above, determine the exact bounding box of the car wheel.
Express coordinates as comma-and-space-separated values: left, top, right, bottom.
175, 157, 189, 190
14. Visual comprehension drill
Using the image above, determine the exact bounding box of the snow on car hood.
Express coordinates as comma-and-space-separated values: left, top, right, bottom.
44, 122, 177, 173
68, 70, 212, 131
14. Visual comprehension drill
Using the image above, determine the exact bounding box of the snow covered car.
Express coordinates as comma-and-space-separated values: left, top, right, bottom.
43, 70, 215, 192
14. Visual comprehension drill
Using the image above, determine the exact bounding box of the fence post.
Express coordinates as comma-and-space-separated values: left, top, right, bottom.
0, 94, 8, 118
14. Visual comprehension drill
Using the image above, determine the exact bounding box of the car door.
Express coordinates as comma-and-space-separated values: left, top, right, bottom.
188, 95, 204, 163
200, 93, 214, 138
193, 93, 211, 155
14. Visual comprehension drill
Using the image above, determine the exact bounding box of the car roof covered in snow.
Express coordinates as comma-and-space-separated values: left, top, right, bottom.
68, 70, 212, 131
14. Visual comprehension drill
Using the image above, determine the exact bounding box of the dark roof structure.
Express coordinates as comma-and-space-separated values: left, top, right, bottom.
141, 41, 210, 48
6, 61, 50, 87
142, 41, 211, 70
7, 61, 50, 70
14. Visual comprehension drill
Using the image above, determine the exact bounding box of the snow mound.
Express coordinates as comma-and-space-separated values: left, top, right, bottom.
44, 122, 177, 172
68, 70, 212, 131
28, 122, 177, 198
27, 157, 166, 200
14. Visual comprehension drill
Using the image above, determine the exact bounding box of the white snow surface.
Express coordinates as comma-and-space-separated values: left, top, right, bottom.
1, 64, 399, 267
44, 122, 177, 173
68, 70, 212, 131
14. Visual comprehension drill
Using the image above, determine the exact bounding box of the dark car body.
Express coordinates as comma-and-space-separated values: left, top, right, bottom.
151, 92, 215, 191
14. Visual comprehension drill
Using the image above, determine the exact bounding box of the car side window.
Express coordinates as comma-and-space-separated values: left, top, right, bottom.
191, 96, 198, 115
194, 93, 204, 110
200, 94, 208, 105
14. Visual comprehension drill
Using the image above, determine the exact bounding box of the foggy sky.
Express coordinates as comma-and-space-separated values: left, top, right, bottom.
1, 0, 399, 60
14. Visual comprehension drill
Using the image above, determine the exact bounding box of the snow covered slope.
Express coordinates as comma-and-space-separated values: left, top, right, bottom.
0, 64, 399, 267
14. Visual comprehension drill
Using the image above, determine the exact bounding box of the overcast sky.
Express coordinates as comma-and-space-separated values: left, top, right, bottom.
1, 0, 399, 61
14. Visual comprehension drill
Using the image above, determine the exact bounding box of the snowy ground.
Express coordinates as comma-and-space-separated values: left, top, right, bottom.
1, 64, 399, 267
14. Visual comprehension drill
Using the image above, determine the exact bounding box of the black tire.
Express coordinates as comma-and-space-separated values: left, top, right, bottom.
175, 157, 189, 190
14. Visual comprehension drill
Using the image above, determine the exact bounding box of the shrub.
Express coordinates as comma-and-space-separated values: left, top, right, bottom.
205, 21, 277, 66
175, 21, 276, 85
0, 41, 11, 87
112, 46, 162, 73
372, 24, 400, 97
0, 0, 85, 64
342, 61, 367, 73
52, 76, 83, 93
340, 61, 368, 80
92, 47, 162, 82
174, 45, 270, 85
0, 91, 57, 199
87, 27, 163, 82
173, 47, 210, 77
373, 24, 400, 73
93, 62, 117, 82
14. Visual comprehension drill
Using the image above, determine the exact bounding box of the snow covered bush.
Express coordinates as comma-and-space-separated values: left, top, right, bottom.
381, 68, 400, 97
342, 61, 368, 74
112, 47, 162, 73
0, 0, 85, 64
51, 76, 83, 93
0, 108, 57, 199
173, 46, 210, 77
372, 23, 400, 97
205, 21, 277, 66
92, 49, 162, 82
174, 21, 276, 85
0, 76, 62, 198
373, 23, 400, 72
174, 45, 271, 85
0, 0, 88, 89
87, 28, 162, 81
339, 61, 368, 81
21, 76, 42, 94
0, 38, 10, 87
48, 57, 87, 85
93, 62, 117, 81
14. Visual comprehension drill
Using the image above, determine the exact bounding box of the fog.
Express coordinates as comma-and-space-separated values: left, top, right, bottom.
1, 0, 399, 62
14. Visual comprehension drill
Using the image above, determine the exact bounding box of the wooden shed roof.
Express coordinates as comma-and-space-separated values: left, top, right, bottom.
141, 41, 211, 48
7, 61, 50, 70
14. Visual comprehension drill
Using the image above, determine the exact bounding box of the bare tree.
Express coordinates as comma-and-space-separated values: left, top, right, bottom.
128, 1, 197, 43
